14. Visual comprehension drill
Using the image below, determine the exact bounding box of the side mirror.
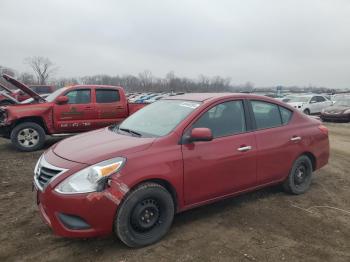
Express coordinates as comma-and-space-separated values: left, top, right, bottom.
56, 96, 69, 104
310, 100, 317, 104
189, 128, 213, 142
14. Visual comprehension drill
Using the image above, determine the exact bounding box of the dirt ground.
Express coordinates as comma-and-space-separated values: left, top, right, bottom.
0, 123, 349, 262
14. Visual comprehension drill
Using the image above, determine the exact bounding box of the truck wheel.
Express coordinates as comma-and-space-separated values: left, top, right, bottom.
10, 122, 46, 152
303, 109, 310, 115
115, 182, 174, 247
283, 155, 313, 195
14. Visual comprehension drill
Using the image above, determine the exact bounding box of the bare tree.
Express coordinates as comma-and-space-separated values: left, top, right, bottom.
24, 56, 57, 85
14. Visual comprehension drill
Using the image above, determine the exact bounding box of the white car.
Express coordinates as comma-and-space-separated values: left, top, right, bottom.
287, 94, 333, 115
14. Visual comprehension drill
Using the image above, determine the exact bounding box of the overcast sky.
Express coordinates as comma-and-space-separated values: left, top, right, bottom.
0, 0, 349, 88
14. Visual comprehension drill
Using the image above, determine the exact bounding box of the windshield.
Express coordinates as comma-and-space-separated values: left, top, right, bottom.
118, 100, 202, 137
45, 87, 68, 102
334, 98, 350, 107
288, 96, 310, 103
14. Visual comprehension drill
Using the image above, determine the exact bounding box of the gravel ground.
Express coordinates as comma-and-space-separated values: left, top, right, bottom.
0, 123, 349, 262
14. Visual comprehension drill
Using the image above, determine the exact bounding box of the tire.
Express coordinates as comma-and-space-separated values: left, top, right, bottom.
115, 182, 175, 247
303, 109, 310, 115
283, 155, 313, 195
10, 122, 46, 152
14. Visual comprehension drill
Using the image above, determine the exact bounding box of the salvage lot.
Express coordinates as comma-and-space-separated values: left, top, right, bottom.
0, 123, 349, 262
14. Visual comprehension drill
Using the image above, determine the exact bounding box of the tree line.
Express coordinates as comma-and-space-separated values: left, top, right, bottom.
0, 56, 342, 94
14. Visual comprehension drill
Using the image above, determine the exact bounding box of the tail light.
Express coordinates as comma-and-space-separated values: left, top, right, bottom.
318, 124, 328, 136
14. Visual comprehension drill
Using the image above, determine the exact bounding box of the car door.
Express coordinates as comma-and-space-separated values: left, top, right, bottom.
309, 96, 319, 113
94, 88, 128, 128
182, 100, 257, 205
250, 100, 303, 184
316, 96, 331, 112
53, 88, 96, 132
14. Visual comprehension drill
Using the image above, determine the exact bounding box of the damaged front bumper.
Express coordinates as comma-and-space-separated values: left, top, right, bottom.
34, 149, 127, 238
0, 107, 11, 138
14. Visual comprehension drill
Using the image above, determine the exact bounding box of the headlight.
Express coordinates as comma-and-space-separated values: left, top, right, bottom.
55, 157, 126, 194
344, 109, 350, 114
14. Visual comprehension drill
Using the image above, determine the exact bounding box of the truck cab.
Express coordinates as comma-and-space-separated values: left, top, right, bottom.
0, 75, 146, 151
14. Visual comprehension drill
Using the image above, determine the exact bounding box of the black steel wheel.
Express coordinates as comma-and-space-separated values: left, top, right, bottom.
115, 182, 174, 247
283, 155, 313, 195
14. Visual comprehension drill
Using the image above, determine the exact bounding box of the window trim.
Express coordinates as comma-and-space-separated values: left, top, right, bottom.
95, 88, 121, 104
248, 100, 293, 131
181, 99, 251, 143
63, 88, 91, 105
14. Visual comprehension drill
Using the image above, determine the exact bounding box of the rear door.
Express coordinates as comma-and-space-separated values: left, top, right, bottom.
249, 100, 303, 184
316, 96, 331, 112
53, 88, 97, 132
94, 88, 128, 128
182, 99, 257, 205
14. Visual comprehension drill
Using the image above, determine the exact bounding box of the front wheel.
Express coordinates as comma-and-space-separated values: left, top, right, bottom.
10, 122, 46, 151
283, 155, 313, 195
303, 109, 310, 115
115, 182, 175, 247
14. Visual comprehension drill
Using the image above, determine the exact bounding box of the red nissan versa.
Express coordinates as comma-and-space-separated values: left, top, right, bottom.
33, 93, 329, 247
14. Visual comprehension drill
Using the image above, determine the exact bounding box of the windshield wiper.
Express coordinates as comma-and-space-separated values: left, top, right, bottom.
118, 127, 142, 137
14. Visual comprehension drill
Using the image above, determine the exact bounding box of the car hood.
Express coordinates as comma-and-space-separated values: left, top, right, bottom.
324, 105, 350, 113
2, 74, 45, 102
52, 127, 156, 165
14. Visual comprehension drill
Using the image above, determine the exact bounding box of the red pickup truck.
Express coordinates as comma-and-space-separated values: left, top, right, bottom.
0, 75, 146, 151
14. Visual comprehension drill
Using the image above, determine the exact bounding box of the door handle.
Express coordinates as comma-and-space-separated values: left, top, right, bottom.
84, 106, 93, 110
290, 136, 302, 142
237, 145, 252, 152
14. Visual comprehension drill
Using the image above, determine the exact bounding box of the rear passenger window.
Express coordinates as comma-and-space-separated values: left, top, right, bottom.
279, 106, 292, 124
251, 101, 282, 129
192, 100, 246, 138
96, 89, 120, 103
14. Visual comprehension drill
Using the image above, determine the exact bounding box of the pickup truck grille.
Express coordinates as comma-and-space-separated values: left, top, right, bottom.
0, 108, 6, 124
34, 156, 67, 191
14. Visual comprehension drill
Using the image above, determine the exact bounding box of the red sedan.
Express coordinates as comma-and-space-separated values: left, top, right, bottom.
33, 93, 329, 247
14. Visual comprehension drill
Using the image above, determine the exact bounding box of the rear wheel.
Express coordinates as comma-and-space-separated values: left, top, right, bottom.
283, 155, 313, 195
115, 182, 174, 247
10, 122, 46, 151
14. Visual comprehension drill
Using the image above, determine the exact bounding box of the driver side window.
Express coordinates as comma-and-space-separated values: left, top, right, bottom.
192, 100, 246, 138
65, 89, 91, 104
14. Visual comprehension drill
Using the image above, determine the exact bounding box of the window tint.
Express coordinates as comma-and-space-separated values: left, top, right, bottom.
65, 90, 91, 104
279, 106, 292, 124
251, 101, 282, 129
192, 100, 246, 138
96, 89, 120, 103
316, 96, 326, 102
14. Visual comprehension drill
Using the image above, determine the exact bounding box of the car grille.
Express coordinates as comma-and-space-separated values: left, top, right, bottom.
34, 156, 67, 191
37, 166, 61, 188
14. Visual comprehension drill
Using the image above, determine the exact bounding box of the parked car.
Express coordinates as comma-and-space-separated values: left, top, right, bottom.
0, 83, 55, 105
33, 93, 329, 247
321, 96, 350, 122
0, 74, 147, 151
287, 94, 332, 114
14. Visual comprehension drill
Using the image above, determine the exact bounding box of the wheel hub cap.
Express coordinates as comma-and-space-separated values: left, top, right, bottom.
131, 199, 160, 232
17, 128, 39, 148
